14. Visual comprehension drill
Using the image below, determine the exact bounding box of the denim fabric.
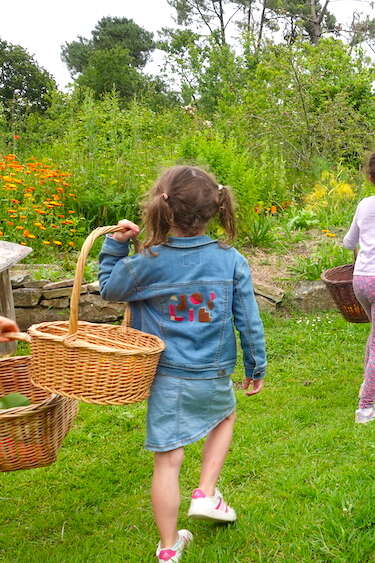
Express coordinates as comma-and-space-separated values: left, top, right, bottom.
99, 235, 266, 379
145, 374, 236, 451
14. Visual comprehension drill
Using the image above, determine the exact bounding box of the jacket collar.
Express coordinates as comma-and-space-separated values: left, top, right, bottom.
164, 235, 217, 248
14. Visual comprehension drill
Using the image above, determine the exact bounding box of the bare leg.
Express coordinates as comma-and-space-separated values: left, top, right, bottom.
198, 412, 236, 496
152, 448, 184, 548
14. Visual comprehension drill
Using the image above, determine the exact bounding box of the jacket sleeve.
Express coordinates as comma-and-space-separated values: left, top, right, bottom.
232, 254, 266, 379
99, 236, 139, 302
343, 204, 360, 250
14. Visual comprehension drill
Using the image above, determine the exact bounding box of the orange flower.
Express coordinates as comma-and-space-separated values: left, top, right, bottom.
16, 226, 24, 230
0, 231, 3, 236
67, 242, 75, 247
6, 221, 14, 226
270, 205, 277, 214
13, 135, 20, 140
68, 210, 75, 214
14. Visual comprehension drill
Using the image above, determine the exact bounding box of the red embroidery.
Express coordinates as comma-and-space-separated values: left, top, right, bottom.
198, 308, 212, 322
188, 309, 194, 321
190, 293, 203, 305
177, 295, 187, 311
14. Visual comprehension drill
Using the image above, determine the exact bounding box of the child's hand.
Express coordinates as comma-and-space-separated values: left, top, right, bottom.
112, 220, 140, 242
242, 377, 264, 396
0, 316, 20, 342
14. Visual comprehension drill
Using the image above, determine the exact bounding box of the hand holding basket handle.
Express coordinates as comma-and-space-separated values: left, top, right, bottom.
0, 316, 31, 343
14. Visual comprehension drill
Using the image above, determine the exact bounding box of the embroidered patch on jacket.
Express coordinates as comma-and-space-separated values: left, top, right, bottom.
168, 291, 217, 322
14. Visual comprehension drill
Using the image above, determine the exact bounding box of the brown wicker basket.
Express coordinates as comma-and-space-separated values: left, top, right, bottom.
0, 355, 78, 472
321, 263, 369, 323
25, 226, 165, 405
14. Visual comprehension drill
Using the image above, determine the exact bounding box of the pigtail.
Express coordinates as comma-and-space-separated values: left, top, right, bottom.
143, 191, 174, 251
218, 185, 236, 241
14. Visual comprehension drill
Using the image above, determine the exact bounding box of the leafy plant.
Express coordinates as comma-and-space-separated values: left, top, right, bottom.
243, 214, 275, 248
287, 209, 319, 230
289, 241, 353, 280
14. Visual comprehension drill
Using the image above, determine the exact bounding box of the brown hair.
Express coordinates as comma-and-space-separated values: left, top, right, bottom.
367, 152, 375, 184
142, 165, 236, 249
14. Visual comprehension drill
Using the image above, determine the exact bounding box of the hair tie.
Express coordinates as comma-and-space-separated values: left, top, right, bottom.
160, 192, 169, 200
218, 184, 224, 191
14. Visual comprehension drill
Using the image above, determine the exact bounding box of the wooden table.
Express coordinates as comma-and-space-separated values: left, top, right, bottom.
0, 241, 32, 356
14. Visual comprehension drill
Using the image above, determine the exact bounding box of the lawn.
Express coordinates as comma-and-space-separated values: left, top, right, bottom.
1, 312, 374, 562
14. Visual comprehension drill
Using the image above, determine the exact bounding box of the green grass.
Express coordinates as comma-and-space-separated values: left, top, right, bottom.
1, 312, 375, 562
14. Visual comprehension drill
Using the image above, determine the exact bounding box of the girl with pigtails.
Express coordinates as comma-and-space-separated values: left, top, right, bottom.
99, 165, 266, 562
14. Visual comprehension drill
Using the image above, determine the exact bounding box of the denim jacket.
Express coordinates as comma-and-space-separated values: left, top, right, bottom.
99, 235, 266, 380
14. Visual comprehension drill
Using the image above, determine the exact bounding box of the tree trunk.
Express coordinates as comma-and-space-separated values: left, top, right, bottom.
257, 0, 267, 50
309, 0, 330, 45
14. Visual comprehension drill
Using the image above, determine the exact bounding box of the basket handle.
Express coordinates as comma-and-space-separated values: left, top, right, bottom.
69, 226, 134, 335
3, 332, 32, 343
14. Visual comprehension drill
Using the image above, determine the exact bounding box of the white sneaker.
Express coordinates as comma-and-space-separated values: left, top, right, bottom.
355, 407, 375, 424
188, 488, 236, 522
156, 529, 193, 562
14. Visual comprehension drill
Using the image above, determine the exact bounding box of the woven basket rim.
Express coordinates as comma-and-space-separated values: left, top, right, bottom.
0, 393, 61, 419
321, 263, 354, 284
28, 320, 165, 356
0, 354, 55, 420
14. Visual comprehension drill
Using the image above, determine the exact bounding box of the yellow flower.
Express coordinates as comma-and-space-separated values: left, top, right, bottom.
53, 240, 62, 246
326, 233, 336, 237
331, 182, 355, 200
42, 241, 51, 245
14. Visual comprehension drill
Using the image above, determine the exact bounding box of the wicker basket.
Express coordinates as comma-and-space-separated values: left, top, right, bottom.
321, 263, 369, 323
0, 355, 78, 472
25, 226, 165, 405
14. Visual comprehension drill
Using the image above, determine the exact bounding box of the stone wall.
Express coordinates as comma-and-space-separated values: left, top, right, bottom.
10, 267, 125, 331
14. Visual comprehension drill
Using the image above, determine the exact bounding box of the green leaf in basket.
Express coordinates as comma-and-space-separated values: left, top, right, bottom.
0, 392, 30, 409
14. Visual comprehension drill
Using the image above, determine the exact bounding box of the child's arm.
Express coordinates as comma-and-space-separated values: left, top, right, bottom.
99, 220, 140, 302
343, 204, 360, 250
232, 254, 266, 394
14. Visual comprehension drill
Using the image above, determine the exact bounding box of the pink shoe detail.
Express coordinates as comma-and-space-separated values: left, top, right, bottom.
191, 488, 206, 499
158, 549, 177, 561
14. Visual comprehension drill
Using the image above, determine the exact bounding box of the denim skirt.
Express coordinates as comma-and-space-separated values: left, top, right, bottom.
145, 374, 236, 452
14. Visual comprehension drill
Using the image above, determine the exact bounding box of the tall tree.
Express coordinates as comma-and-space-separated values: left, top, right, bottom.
61, 17, 155, 78
0, 39, 55, 119
61, 17, 165, 104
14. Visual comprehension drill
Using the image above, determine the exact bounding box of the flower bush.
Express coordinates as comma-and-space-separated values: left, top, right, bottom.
0, 153, 85, 254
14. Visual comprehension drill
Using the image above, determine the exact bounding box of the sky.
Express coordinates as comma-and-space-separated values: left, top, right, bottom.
0, 0, 373, 90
